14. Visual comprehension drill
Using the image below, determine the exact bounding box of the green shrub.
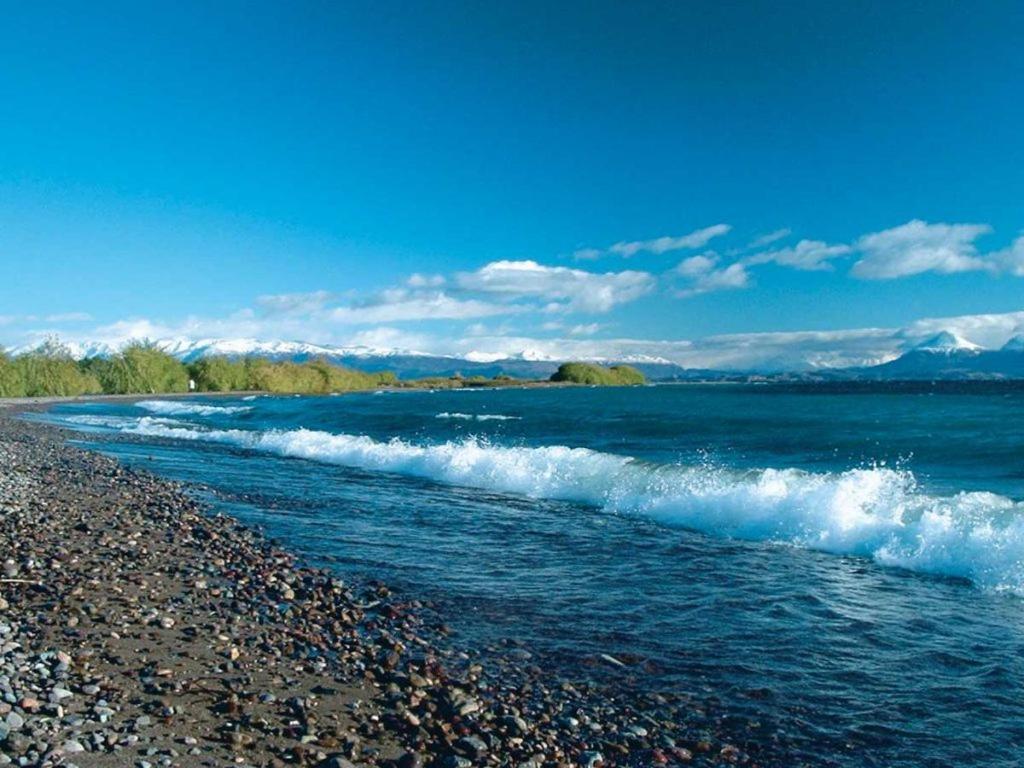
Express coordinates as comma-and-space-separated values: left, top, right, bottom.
189, 356, 251, 392
244, 357, 394, 394
0, 348, 25, 397
91, 342, 189, 394
608, 364, 646, 385
13, 339, 102, 397
2, 341, 397, 398
550, 362, 646, 386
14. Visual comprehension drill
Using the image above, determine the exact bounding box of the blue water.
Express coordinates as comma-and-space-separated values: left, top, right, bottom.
38, 384, 1024, 766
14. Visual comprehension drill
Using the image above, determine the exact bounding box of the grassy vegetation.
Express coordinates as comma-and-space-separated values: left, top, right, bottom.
85, 342, 191, 394
550, 362, 646, 386
0, 341, 648, 398
0, 340, 103, 397
240, 358, 395, 394
0, 348, 21, 398
0, 341, 402, 398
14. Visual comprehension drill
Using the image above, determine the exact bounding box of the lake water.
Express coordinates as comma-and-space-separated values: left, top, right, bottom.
38, 383, 1024, 766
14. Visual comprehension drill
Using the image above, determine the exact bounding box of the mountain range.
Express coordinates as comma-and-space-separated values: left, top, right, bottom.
11, 331, 1024, 381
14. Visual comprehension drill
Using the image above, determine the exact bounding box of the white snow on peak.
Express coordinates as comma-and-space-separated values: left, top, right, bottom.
909, 331, 984, 354
9, 337, 438, 361
463, 351, 512, 364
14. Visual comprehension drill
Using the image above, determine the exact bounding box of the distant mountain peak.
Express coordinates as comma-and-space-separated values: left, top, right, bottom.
909, 331, 983, 354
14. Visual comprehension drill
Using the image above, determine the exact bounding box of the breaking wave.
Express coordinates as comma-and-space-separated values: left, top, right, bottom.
136, 400, 254, 417
436, 412, 522, 421
116, 418, 1024, 592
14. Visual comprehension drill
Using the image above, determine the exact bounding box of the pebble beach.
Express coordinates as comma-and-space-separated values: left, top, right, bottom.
0, 406, 775, 768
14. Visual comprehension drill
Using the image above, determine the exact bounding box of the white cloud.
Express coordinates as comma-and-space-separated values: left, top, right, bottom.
749, 228, 792, 248
747, 239, 852, 271
572, 248, 602, 261
13, 297, 1024, 375
330, 290, 512, 324
990, 235, 1024, 277
609, 224, 732, 257
0, 312, 93, 326
851, 220, 993, 279
456, 260, 654, 313
675, 253, 718, 278
901, 309, 1024, 349
256, 290, 335, 316
674, 253, 750, 296
450, 327, 896, 371
406, 273, 445, 288
345, 326, 432, 350
44, 312, 93, 323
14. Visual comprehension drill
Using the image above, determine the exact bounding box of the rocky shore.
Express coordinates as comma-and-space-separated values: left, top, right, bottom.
0, 409, 779, 768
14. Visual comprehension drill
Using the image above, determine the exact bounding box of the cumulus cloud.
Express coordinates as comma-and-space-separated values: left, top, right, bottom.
609, 224, 732, 257
674, 253, 750, 296
675, 253, 718, 278
746, 239, 852, 271
456, 260, 654, 313
851, 220, 993, 279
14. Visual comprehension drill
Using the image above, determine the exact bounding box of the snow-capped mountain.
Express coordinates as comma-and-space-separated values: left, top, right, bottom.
12, 331, 1024, 381
9, 336, 691, 381
155, 337, 438, 363
857, 329, 1024, 380
907, 331, 983, 354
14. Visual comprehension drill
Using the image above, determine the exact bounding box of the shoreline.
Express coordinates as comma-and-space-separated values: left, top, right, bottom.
0, 407, 771, 768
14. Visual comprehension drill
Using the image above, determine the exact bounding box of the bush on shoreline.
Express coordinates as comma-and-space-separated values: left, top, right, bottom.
550, 362, 646, 386
0, 343, 643, 398
0, 348, 21, 397
85, 342, 190, 394
0, 341, 403, 398
3, 340, 103, 397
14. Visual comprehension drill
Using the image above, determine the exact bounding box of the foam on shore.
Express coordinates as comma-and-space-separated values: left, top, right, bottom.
115, 418, 1024, 593
136, 400, 254, 417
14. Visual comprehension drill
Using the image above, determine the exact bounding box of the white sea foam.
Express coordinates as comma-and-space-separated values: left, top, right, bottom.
136, 400, 254, 417
435, 412, 522, 421
65, 414, 148, 428
111, 419, 1024, 592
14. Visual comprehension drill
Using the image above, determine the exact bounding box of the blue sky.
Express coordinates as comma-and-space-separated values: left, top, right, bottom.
2, 1, 1023, 368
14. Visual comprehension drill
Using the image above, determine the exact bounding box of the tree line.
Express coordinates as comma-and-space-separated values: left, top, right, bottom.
0, 340, 395, 398
0, 341, 647, 399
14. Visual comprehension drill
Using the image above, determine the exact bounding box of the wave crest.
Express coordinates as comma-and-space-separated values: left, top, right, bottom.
435, 412, 521, 421
113, 419, 1024, 593
136, 400, 254, 417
